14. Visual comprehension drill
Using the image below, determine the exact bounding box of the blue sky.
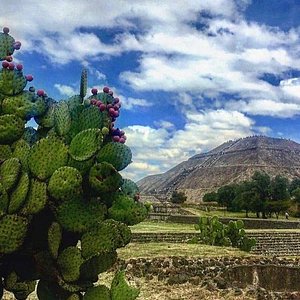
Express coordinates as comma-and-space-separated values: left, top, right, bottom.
2, 0, 300, 181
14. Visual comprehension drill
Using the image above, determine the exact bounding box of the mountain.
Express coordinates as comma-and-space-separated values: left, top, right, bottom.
137, 136, 300, 202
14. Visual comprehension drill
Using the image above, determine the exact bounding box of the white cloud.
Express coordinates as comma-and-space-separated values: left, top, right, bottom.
123, 109, 254, 181
122, 97, 153, 110
54, 84, 77, 97
225, 99, 300, 118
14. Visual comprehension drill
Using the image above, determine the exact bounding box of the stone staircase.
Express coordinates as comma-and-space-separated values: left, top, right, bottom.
247, 232, 300, 256
131, 231, 300, 256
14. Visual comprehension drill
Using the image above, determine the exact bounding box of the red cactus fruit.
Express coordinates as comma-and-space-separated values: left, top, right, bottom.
113, 136, 120, 142
8, 63, 15, 70
26, 75, 33, 82
16, 64, 23, 71
2, 61, 9, 68
37, 89, 45, 97
103, 86, 110, 93
91, 88, 98, 95
99, 104, 106, 111
3, 27, 9, 34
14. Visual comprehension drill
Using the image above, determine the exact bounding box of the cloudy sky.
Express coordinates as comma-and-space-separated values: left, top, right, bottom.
2, 0, 300, 181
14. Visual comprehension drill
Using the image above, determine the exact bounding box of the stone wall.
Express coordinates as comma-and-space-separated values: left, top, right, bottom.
119, 256, 300, 293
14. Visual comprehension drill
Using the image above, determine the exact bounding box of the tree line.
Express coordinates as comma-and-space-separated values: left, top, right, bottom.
203, 171, 300, 218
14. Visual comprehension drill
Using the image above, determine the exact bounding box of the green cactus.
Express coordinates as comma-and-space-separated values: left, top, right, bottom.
0, 29, 15, 60
195, 216, 255, 252
97, 142, 132, 171
0, 27, 145, 300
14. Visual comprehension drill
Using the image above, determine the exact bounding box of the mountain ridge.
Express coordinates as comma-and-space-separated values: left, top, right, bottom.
137, 136, 300, 202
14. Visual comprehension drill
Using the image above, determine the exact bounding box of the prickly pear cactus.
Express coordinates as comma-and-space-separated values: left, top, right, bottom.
0, 27, 147, 299
195, 216, 256, 251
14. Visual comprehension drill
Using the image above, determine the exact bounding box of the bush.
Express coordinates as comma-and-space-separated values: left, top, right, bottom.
171, 190, 187, 204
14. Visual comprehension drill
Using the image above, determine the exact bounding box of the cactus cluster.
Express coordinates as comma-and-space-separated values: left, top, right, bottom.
0, 27, 147, 299
194, 216, 256, 252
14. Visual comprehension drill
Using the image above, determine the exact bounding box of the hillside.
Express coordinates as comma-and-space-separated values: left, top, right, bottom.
137, 136, 300, 202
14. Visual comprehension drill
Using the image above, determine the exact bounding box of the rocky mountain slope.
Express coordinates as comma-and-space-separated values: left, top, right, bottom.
137, 136, 300, 202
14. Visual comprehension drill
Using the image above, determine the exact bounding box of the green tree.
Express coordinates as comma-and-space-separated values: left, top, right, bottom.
217, 184, 237, 210
233, 181, 259, 217
171, 190, 187, 204
289, 178, 300, 193
251, 171, 271, 218
267, 175, 291, 218
203, 191, 218, 202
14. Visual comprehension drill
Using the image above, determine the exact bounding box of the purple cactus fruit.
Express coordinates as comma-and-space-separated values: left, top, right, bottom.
91, 88, 98, 95
13, 41, 21, 50
119, 137, 125, 144
113, 136, 120, 142
113, 104, 120, 110
90, 99, 97, 105
109, 108, 115, 116
113, 110, 119, 118
107, 104, 113, 109
3, 27, 9, 34
2, 61, 9, 68
37, 89, 45, 97
120, 130, 125, 136
8, 63, 15, 70
26, 75, 33, 82
108, 90, 113, 96
96, 101, 102, 107
16, 64, 23, 71
99, 104, 106, 111
103, 86, 110, 93
114, 97, 120, 103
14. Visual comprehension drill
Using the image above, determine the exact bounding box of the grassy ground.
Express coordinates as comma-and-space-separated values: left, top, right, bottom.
130, 221, 195, 233
117, 242, 251, 260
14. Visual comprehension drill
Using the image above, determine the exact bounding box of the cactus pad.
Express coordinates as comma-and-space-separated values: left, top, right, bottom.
0, 157, 21, 191
8, 172, 29, 213
2, 91, 47, 120
28, 137, 68, 180
56, 197, 106, 233
69, 128, 103, 161
121, 179, 139, 198
108, 194, 147, 226
48, 167, 82, 201
0, 68, 27, 96
78, 106, 104, 131
35, 99, 56, 128
57, 246, 83, 282
0, 214, 28, 253
89, 162, 122, 194
21, 179, 47, 215
111, 271, 140, 300
0, 114, 24, 144
96, 142, 132, 171
81, 220, 130, 259
0, 144, 11, 162
0, 32, 15, 60
54, 101, 71, 136
80, 251, 117, 282
83, 285, 111, 300
80, 69, 87, 99
48, 222, 62, 259
0, 182, 9, 213
12, 139, 30, 171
